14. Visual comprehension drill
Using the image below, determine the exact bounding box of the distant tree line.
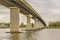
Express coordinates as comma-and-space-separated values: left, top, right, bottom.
20, 23, 34, 28
48, 21, 60, 28
0, 22, 34, 28
0, 22, 10, 28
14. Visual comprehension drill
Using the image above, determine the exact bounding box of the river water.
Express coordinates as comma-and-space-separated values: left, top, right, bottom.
0, 29, 60, 40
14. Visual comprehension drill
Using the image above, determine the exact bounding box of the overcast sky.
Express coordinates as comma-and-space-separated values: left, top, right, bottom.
0, 0, 60, 25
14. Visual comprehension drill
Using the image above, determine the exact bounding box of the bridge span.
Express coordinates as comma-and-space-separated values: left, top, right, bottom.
0, 0, 46, 32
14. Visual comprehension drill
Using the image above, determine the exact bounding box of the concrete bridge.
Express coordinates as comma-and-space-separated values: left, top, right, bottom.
0, 0, 46, 32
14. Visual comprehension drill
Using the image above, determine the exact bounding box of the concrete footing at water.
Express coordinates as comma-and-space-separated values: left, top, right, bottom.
6, 32, 23, 33
22, 27, 45, 31
6, 27, 45, 33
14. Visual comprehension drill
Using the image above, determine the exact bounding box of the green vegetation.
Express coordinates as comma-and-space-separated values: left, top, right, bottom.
0, 23, 10, 28
4, 23, 10, 27
0, 22, 34, 28
20, 23, 26, 28
48, 21, 60, 28
31, 23, 34, 27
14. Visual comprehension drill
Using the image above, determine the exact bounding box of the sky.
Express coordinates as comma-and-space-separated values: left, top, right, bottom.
0, 0, 60, 25
26, 0, 60, 25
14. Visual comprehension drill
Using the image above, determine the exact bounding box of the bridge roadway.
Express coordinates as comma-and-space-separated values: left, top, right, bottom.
0, 0, 46, 32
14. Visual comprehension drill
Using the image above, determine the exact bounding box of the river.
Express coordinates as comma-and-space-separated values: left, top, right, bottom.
0, 28, 60, 40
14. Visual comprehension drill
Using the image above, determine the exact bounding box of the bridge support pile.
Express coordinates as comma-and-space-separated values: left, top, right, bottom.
10, 7, 20, 32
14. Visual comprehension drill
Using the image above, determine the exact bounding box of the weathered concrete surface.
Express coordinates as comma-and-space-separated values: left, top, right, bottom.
10, 7, 20, 32
26, 15, 32, 30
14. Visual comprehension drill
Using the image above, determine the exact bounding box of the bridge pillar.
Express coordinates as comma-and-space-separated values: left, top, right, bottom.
36, 20, 40, 28
10, 7, 20, 32
37, 20, 42, 28
34, 18, 38, 28
26, 15, 31, 30
38, 21, 44, 28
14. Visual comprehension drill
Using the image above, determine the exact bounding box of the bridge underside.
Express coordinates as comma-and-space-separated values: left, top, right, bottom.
0, 0, 46, 32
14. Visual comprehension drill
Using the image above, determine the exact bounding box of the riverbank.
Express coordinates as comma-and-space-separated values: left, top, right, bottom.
0, 27, 45, 31
45, 27, 60, 29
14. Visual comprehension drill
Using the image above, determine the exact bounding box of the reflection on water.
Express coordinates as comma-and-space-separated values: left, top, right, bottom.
25, 31, 33, 40
25, 31, 37, 40
0, 29, 60, 40
10, 33, 20, 40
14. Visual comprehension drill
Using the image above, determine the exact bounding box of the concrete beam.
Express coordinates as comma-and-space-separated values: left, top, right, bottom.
0, 0, 15, 7
20, 8, 30, 15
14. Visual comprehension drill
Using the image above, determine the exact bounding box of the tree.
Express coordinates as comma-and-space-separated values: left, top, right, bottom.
48, 21, 60, 28
31, 23, 34, 27
20, 23, 26, 28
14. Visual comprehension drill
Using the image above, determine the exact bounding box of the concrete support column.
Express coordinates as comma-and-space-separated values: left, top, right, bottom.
37, 20, 40, 28
34, 19, 44, 29
10, 7, 20, 32
38, 20, 41, 28
34, 18, 38, 28
38, 21, 44, 28
26, 15, 31, 30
